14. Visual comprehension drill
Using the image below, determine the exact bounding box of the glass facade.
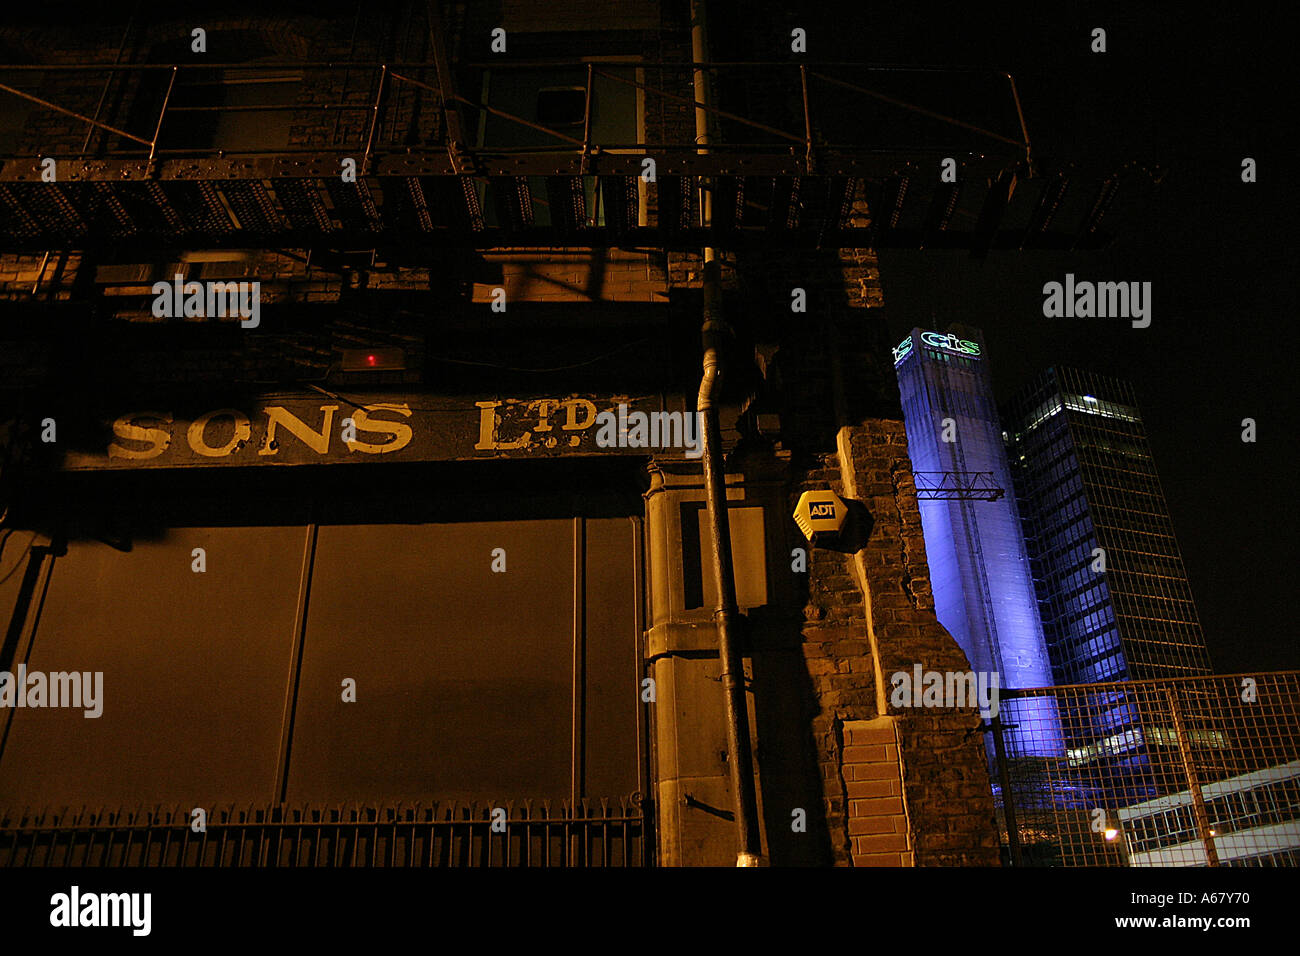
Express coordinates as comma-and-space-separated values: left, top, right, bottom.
1000, 370, 1226, 811
1002, 367, 1213, 684
894, 327, 1058, 756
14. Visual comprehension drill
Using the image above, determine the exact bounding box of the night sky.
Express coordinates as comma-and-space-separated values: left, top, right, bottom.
784, 1, 1293, 672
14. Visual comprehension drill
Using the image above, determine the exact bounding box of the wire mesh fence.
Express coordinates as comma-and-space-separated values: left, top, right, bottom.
990, 672, 1300, 866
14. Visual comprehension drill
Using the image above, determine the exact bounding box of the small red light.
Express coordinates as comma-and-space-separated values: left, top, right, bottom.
340, 348, 403, 371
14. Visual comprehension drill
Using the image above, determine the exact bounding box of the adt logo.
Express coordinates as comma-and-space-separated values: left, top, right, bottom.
793, 490, 849, 541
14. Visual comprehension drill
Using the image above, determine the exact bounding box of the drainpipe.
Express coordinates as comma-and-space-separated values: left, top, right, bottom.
691, 0, 762, 867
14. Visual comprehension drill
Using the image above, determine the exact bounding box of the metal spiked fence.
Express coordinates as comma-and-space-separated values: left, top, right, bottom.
0, 795, 648, 867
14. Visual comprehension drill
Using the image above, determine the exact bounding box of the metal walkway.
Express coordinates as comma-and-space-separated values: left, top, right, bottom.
0, 61, 1161, 254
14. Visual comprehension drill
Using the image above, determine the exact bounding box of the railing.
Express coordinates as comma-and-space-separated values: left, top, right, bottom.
0, 796, 648, 867
989, 672, 1300, 866
0, 60, 1033, 171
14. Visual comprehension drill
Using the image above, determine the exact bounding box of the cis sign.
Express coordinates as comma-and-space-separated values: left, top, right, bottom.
892, 330, 982, 364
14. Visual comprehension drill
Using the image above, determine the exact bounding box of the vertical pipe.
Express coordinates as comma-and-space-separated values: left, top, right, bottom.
690, 11, 710, 151
691, 0, 762, 866
631, 515, 649, 809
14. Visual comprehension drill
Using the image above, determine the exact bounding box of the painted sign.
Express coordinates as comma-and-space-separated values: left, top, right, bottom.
59, 393, 676, 470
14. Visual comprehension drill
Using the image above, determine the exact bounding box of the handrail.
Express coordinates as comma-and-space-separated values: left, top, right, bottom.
808, 69, 1027, 149
0, 60, 1033, 168
0, 59, 1045, 71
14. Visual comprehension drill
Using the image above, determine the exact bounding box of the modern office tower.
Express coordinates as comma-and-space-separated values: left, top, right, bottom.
998, 368, 1233, 851
1002, 367, 1213, 684
893, 326, 1058, 755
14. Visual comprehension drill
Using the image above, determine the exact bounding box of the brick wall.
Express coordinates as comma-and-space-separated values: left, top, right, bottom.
747, 178, 998, 864
842, 718, 913, 866
787, 419, 1000, 866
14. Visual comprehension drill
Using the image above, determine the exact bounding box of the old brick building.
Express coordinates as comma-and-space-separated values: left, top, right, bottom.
0, 2, 1139, 867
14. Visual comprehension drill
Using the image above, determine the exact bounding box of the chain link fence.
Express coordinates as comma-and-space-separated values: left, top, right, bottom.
989, 672, 1300, 866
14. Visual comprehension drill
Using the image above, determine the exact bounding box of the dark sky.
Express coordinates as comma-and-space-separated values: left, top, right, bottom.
792, 1, 1294, 672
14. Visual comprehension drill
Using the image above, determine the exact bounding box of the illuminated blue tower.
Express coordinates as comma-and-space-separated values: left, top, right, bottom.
893, 326, 1059, 756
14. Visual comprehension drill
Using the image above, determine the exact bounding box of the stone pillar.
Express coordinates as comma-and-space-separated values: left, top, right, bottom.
643, 457, 798, 865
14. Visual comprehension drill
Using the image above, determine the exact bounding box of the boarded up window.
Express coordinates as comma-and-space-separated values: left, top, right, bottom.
0, 525, 306, 808
0, 475, 643, 811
